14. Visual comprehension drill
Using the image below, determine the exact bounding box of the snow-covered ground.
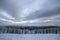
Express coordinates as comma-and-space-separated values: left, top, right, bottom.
0, 34, 60, 40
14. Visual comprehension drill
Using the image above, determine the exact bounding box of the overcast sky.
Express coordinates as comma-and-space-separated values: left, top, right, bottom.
0, 0, 60, 26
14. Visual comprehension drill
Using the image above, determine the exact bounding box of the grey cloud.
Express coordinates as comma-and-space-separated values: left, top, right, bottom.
0, 0, 60, 26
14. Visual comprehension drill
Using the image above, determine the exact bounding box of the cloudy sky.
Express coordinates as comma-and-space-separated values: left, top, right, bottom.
0, 0, 60, 40
0, 0, 60, 26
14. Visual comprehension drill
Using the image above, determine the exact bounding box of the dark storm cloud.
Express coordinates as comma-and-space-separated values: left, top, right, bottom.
26, 7, 60, 20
